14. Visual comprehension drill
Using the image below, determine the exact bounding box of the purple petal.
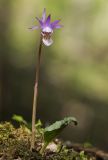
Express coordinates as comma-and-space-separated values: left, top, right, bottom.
36, 17, 43, 26
45, 14, 51, 25
41, 8, 46, 22
29, 26, 39, 30
54, 24, 63, 29
51, 20, 61, 28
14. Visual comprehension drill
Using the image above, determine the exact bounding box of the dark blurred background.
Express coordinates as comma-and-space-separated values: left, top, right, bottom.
0, 0, 108, 151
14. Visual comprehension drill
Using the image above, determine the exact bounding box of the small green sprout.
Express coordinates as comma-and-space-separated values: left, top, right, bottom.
12, 114, 27, 125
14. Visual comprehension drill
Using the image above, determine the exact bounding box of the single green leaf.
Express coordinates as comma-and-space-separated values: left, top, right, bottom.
12, 114, 27, 125
44, 117, 77, 145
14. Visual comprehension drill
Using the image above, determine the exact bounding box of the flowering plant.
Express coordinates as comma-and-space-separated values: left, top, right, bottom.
30, 9, 62, 149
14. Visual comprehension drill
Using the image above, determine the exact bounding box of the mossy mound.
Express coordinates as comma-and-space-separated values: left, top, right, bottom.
0, 122, 96, 160
0, 122, 42, 159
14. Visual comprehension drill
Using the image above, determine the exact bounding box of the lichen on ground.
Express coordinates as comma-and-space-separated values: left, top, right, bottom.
0, 122, 96, 160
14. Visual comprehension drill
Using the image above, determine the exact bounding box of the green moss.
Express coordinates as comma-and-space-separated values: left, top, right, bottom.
0, 122, 96, 160
44, 150, 94, 160
0, 122, 42, 160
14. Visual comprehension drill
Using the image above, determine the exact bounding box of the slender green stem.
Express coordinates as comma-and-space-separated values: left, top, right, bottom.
31, 35, 43, 149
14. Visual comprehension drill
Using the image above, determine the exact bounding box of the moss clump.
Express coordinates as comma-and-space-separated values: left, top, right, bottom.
45, 150, 93, 160
0, 122, 96, 160
0, 122, 42, 160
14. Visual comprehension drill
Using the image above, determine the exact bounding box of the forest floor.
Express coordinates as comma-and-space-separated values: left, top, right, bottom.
0, 122, 108, 160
